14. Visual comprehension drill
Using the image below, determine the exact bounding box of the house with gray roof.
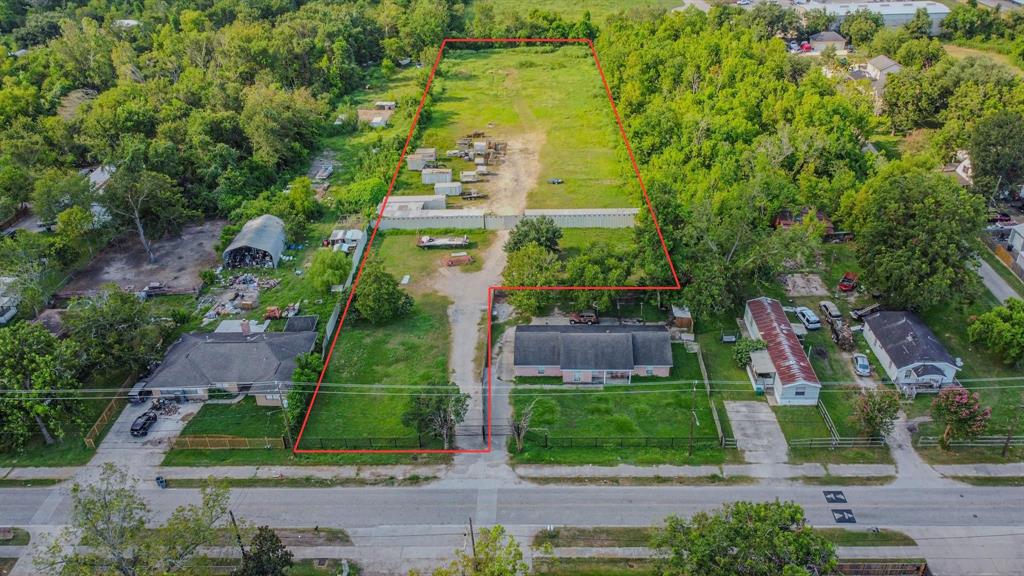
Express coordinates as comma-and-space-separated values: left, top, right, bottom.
863, 311, 959, 394
513, 325, 673, 384
223, 214, 286, 269
140, 330, 317, 406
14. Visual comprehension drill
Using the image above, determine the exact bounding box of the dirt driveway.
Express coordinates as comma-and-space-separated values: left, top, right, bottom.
473, 132, 544, 215
63, 220, 225, 294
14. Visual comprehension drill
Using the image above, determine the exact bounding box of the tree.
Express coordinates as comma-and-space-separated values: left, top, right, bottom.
31, 168, 92, 224
240, 83, 325, 170
505, 216, 562, 253
37, 464, 230, 576
354, 261, 413, 324
894, 38, 945, 70
854, 389, 901, 437
931, 387, 992, 449
844, 161, 985, 309
802, 8, 835, 36
969, 110, 1024, 198
510, 399, 538, 454
102, 169, 194, 263
233, 526, 293, 576
840, 8, 884, 46
63, 285, 162, 374
402, 385, 470, 449
426, 525, 529, 576
564, 242, 632, 312
502, 242, 560, 316
52, 205, 95, 264
0, 322, 81, 450
655, 501, 837, 576
968, 298, 1024, 366
308, 249, 352, 293
904, 7, 933, 38
742, 3, 800, 40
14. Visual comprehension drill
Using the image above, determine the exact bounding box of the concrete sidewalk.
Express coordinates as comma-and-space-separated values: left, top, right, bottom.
516, 462, 897, 479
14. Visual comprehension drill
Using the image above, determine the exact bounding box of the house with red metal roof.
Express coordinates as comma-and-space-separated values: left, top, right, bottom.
743, 297, 821, 406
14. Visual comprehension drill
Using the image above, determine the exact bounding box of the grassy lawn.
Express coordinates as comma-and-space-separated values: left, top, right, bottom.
532, 526, 914, 549
300, 293, 451, 441
510, 346, 737, 465
949, 476, 1024, 487
371, 229, 497, 292
525, 474, 755, 486
178, 397, 285, 438
0, 528, 30, 546
0, 559, 15, 575
559, 228, 635, 259
0, 369, 132, 467
533, 558, 656, 576
164, 474, 434, 488
798, 475, 896, 486
161, 448, 449, 466
472, 0, 680, 20
815, 528, 916, 547
943, 43, 1023, 77
394, 47, 636, 209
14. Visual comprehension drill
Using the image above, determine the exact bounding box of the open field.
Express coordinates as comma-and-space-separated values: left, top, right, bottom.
371, 230, 497, 293
394, 47, 636, 210
510, 346, 738, 465
944, 44, 1023, 77
61, 220, 225, 295
300, 293, 451, 442
473, 0, 680, 20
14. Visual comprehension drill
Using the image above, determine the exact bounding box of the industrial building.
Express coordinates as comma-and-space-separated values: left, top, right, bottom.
802, 2, 950, 36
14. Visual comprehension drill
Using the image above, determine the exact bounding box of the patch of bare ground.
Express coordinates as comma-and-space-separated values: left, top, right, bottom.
473, 131, 545, 215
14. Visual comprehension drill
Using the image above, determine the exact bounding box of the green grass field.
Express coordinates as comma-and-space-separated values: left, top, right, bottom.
394, 47, 636, 209
177, 397, 285, 439
472, 0, 680, 20
371, 229, 497, 291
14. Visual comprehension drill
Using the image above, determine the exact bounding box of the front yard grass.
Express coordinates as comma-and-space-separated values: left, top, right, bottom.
372, 230, 496, 291
177, 397, 285, 439
510, 346, 738, 465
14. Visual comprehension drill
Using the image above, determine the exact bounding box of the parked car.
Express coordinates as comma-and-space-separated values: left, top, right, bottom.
850, 302, 881, 321
569, 310, 598, 325
547, 178, 564, 185
130, 411, 157, 437
987, 211, 1013, 224
795, 307, 821, 330
852, 353, 871, 377
818, 301, 842, 324
838, 271, 858, 292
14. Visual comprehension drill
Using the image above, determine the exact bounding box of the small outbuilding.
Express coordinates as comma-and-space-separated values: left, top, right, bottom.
434, 182, 463, 196
809, 31, 846, 52
460, 170, 480, 183
421, 168, 452, 185
223, 214, 286, 269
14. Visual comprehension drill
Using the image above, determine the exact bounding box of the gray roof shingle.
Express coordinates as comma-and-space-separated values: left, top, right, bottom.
864, 311, 955, 368
514, 325, 672, 370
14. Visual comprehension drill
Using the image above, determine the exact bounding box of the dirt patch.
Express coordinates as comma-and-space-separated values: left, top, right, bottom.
780, 273, 829, 297
63, 220, 226, 294
469, 131, 544, 215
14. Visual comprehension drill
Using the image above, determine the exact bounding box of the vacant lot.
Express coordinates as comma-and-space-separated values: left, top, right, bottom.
372, 230, 497, 294
394, 47, 636, 210
62, 220, 225, 295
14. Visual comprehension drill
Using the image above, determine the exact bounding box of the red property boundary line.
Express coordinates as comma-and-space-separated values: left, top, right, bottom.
293, 37, 681, 454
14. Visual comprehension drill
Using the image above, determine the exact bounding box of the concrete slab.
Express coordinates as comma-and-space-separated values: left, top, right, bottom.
724, 401, 788, 464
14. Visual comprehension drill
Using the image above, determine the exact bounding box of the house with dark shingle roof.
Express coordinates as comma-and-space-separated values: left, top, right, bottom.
140, 330, 317, 406
743, 297, 821, 406
513, 325, 673, 384
863, 311, 959, 394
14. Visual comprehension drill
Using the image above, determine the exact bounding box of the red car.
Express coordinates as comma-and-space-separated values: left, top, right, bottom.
838, 272, 858, 292
569, 311, 599, 325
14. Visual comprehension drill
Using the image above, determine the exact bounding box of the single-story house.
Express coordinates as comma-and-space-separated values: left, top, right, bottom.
941, 150, 973, 186
863, 311, 959, 393
513, 325, 673, 384
421, 168, 452, 184
140, 330, 318, 406
743, 297, 821, 405
866, 55, 902, 82
223, 214, 286, 269
809, 31, 846, 52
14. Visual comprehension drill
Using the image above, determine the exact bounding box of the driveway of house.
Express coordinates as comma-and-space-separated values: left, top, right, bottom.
724, 401, 788, 464
976, 259, 1021, 304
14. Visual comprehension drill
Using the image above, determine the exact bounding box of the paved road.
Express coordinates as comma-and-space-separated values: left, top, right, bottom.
977, 259, 1021, 304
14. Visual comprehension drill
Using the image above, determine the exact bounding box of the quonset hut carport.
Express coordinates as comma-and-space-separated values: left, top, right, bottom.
223, 214, 286, 269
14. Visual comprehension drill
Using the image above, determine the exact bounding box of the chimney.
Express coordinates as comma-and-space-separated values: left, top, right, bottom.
241, 319, 251, 336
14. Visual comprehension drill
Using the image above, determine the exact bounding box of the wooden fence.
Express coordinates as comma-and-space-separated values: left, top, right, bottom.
83, 374, 136, 449
173, 435, 287, 450
785, 400, 886, 450
915, 435, 1024, 448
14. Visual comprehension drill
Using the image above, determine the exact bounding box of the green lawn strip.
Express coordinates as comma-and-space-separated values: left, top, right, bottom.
179, 397, 286, 439
510, 346, 732, 465
0, 369, 132, 467
0, 478, 64, 487
533, 526, 655, 548
524, 475, 755, 487
532, 557, 657, 576
814, 528, 917, 547
948, 475, 1024, 487
0, 528, 30, 546
797, 475, 896, 486
394, 47, 636, 209
977, 243, 1024, 296
162, 475, 434, 489
299, 293, 451, 443
161, 449, 448, 467
943, 43, 1024, 77
194, 556, 361, 575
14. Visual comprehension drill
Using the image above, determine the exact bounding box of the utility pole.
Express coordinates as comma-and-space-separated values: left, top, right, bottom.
229, 510, 247, 562
1002, 403, 1024, 458
689, 381, 696, 457
468, 517, 478, 571
278, 381, 293, 449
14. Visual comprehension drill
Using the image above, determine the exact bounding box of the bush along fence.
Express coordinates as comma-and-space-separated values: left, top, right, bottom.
786, 400, 887, 450
83, 373, 137, 449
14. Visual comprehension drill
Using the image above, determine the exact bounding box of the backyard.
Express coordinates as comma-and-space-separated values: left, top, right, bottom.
392, 47, 637, 210
510, 346, 739, 465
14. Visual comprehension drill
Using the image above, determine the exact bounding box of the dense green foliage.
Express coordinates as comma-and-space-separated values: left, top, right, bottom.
969, 298, 1024, 367
931, 387, 992, 449
233, 526, 294, 576
505, 215, 562, 253
354, 261, 413, 324
308, 248, 352, 294
63, 285, 162, 373
854, 390, 901, 437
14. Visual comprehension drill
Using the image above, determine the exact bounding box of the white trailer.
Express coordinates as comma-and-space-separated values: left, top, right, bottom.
421, 168, 452, 184
434, 182, 463, 196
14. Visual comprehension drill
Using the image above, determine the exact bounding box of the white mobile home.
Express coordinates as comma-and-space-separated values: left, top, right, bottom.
743, 297, 821, 406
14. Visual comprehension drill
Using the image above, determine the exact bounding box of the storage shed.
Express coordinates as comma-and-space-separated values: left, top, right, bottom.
460, 170, 480, 183
223, 215, 286, 269
434, 182, 463, 196
421, 168, 452, 184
